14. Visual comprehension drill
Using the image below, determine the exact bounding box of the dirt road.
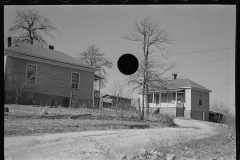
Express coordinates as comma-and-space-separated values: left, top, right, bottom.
4, 119, 218, 160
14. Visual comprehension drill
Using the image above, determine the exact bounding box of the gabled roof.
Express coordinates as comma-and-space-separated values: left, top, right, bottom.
5, 43, 96, 70
167, 79, 212, 92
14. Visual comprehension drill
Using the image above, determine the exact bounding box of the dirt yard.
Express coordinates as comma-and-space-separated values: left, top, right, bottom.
5, 118, 232, 160
4, 105, 236, 160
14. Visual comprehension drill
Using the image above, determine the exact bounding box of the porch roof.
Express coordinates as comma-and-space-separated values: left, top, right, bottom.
139, 89, 184, 94
149, 89, 185, 93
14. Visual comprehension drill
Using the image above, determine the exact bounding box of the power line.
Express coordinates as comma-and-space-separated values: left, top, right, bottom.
105, 47, 234, 59
170, 47, 234, 56
152, 47, 235, 57
211, 84, 233, 90
107, 56, 234, 76
210, 81, 234, 90
174, 56, 234, 69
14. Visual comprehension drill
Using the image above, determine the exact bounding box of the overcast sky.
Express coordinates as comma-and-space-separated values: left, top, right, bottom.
4, 5, 236, 113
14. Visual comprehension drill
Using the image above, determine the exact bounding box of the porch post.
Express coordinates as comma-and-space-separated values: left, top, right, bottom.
167, 93, 168, 107
152, 93, 155, 107
176, 92, 178, 105
159, 91, 161, 108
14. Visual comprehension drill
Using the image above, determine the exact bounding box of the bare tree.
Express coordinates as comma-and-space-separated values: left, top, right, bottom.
5, 61, 47, 104
76, 44, 113, 88
7, 10, 59, 48
109, 81, 125, 115
211, 101, 231, 123
127, 57, 176, 119
124, 17, 175, 119
109, 81, 125, 97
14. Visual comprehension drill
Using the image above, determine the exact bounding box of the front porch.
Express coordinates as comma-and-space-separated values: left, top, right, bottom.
141, 89, 185, 108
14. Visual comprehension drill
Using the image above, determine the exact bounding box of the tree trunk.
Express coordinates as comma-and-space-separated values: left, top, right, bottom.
137, 98, 142, 119
15, 92, 21, 104
145, 83, 149, 120
145, 54, 149, 120
15, 96, 19, 104
141, 85, 145, 120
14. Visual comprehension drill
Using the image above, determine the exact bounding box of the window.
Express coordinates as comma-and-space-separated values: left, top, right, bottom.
156, 94, 159, 104
71, 73, 80, 89
177, 95, 182, 102
198, 94, 203, 105
26, 64, 37, 84
167, 94, 173, 103
148, 94, 153, 103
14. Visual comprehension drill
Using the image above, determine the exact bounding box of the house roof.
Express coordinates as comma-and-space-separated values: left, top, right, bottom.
167, 79, 212, 92
209, 110, 224, 116
5, 43, 96, 70
142, 78, 212, 94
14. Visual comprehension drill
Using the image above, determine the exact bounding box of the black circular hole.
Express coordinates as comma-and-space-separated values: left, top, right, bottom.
117, 53, 139, 75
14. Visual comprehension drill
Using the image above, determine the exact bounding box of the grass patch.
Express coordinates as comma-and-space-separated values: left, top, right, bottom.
4, 104, 168, 136
153, 113, 177, 127
148, 126, 236, 160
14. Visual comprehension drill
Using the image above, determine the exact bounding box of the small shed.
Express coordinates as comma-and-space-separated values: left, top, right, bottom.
101, 94, 132, 108
209, 111, 225, 123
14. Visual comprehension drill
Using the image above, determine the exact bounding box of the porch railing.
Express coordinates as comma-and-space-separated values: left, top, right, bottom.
149, 102, 183, 108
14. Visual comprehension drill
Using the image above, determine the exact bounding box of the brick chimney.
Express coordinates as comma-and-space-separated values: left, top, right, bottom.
7, 37, 11, 48
172, 73, 177, 80
49, 45, 54, 50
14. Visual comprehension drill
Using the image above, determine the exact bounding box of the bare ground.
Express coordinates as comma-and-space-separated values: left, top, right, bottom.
4, 118, 223, 160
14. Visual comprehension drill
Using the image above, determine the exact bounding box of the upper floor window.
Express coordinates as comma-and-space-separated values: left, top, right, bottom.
71, 72, 80, 89
26, 64, 37, 84
198, 94, 203, 105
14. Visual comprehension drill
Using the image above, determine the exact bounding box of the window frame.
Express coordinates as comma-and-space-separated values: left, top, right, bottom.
26, 63, 38, 84
177, 95, 182, 103
167, 94, 173, 103
198, 94, 203, 105
148, 94, 153, 103
70, 72, 80, 89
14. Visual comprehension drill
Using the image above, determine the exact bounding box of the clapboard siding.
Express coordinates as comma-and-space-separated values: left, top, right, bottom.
5, 56, 94, 100
191, 89, 209, 113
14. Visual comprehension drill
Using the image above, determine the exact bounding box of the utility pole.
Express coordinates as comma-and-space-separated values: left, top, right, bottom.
99, 79, 101, 109
115, 94, 119, 116
92, 75, 95, 112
